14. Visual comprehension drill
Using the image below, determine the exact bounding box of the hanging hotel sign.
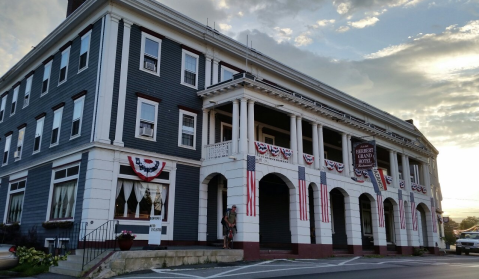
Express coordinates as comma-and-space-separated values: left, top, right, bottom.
353, 141, 377, 170
128, 156, 166, 182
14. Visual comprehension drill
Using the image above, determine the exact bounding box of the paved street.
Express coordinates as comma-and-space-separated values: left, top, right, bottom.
114, 254, 479, 279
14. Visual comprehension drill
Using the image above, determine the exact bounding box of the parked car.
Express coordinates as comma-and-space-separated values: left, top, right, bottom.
456, 231, 479, 255
0, 244, 18, 270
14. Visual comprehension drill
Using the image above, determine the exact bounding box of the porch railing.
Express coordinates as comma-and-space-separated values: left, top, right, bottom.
52, 221, 88, 255
81, 220, 118, 271
255, 142, 294, 164
205, 140, 232, 160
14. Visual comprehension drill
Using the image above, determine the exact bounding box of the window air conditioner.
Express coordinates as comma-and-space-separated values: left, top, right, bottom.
145, 62, 156, 72
13, 151, 20, 158
140, 127, 153, 137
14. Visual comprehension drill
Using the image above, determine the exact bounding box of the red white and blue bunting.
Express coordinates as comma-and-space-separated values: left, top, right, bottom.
335, 162, 344, 173
255, 142, 268, 154
268, 145, 281, 157
303, 154, 314, 165
385, 175, 392, 184
280, 147, 293, 159
411, 183, 417, 191
399, 180, 405, 189
351, 177, 364, 183
362, 170, 370, 178
127, 156, 166, 182
354, 169, 363, 177
325, 160, 335, 170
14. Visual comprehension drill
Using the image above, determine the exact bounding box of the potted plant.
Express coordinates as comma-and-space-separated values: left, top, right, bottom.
116, 230, 136, 251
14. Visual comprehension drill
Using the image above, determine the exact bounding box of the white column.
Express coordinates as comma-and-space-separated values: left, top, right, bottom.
95, 13, 120, 144
347, 135, 352, 175
247, 100, 255, 155
296, 116, 303, 165
315, 187, 332, 245
371, 197, 387, 248
402, 154, 411, 190
232, 100, 239, 154
239, 98, 248, 154
394, 152, 399, 185
345, 195, 363, 248
318, 124, 325, 169
113, 18, 133, 147
205, 56, 212, 88
201, 109, 209, 160
341, 133, 349, 173
389, 150, 397, 187
312, 123, 319, 169
290, 115, 298, 164
212, 59, 219, 85
209, 110, 216, 145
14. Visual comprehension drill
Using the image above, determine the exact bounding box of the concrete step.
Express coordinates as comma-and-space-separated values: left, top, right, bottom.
50, 249, 113, 277
50, 266, 82, 277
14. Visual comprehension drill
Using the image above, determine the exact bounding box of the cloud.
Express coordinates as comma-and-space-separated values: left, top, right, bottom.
317, 19, 336, 27
273, 27, 293, 43
294, 33, 313, 46
218, 23, 232, 31
332, 0, 424, 16
348, 16, 379, 28
336, 26, 350, 32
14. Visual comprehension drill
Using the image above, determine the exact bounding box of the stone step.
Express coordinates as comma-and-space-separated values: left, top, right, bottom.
50, 249, 112, 277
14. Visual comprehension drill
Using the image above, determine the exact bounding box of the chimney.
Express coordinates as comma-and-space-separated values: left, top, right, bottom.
66, 0, 87, 17
405, 119, 414, 125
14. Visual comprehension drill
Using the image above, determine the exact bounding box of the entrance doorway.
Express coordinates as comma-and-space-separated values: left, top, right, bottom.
384, 199, 396, 251
359, 194, 374, 251
330, 188, 348, 250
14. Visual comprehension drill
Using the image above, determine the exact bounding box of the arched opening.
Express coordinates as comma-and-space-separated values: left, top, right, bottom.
417, 204, 429, 247
330, 188, 348, 250
359, 194, 374, 251
205, 173, 227, 244
384, 198, 396, 251
259, 173, 291, 249
308, 183, 317, 244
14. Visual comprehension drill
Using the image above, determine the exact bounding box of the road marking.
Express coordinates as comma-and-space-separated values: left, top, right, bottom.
206, 260, 273, 278
338, 256, 360, 265
152, 269, 205, 279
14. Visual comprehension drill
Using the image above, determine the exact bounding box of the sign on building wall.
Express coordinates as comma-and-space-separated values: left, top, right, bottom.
149, 216, 162, 245
352, 141, 377, 170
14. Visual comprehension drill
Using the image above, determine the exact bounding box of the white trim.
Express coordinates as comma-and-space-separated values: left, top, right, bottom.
41, 61, 52, 96
14, 127, 26, 161
50, 107, 64, 147
2, 135, 12, 166
52, 153, 82, 168
10, 86, 19, 117
177, 109, 197, 150
135, 97, 159, 142
78, 30, 92, 73
3, 178, 27, 224
220, 122, 232, 142
58, 46, 71, 86
45, 163, 81, 222
33, 117, 45, 154
23, 75, 33, 109
139, 32, 162, 76
70, 96, 85, 139
262, 133, 275, 145
220, 65, 238, 82
0, 95, 6, 122
180, 49, 199, 89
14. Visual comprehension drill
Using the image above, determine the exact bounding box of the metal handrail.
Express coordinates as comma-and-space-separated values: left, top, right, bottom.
81, 220, 118, 271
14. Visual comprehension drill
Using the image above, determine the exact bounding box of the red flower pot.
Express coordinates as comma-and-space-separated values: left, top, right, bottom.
118, 239, 133, 251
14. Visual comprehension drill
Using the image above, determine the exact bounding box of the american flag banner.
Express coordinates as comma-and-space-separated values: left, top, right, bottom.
298, 166, 308, 221
398, 189, 406, 229
320, 171, 329, 223
431, 197, 437, 233
377, 192, 385, 227
246, 155, 256, 216
410, 192, 418, 231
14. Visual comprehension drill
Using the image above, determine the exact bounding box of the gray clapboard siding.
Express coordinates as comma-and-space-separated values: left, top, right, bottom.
173, 164, 199, 241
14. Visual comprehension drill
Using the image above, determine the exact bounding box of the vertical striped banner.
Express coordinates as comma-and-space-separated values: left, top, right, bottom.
410, 192, 418, 231
431, 197, 437, 233
320, 171, 329, 223
246, 155, 256, 216
398, 189, 406, 229
298, 166, 307, 221
377, 192, 385, 227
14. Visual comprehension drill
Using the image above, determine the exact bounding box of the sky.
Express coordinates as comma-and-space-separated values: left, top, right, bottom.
0, 0, 478, 221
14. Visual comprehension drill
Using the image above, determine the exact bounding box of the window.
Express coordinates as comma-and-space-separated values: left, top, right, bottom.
3, 135, 11, 166
42, 61, 52, 95
181, 49, 199, 88
51, 108, 63, 146
23, 75, 33, 108
71, 97, 84, 138
0, 95, 6, 122
221, 122, 232, 142
58, 47, 70, 84
263, 134, 275, 145
178, 109, 197, 149
14, 127, 25, 161
140, 32, 161, 76
10, 86, 19, 116
49, 165, 79, 220
361, 200, 373, 235
33, 117, 44, 153
221, 65, 238, 82
135, 98, 158, 141
6, 180, 26, 224
79, 31, 91, 71
114, 179, 169, 221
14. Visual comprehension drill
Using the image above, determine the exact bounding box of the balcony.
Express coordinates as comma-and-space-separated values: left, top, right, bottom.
205, 141, 232, 160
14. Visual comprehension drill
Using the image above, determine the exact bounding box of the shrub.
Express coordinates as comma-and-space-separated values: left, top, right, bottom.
116, 230, 136, 240
41, 221, 74, 229
412, 247, 424, 256
16, 246, 68, 267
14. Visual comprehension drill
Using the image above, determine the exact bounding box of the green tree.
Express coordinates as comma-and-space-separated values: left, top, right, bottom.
443, 218, 459, 244
459, 216, 479, 230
